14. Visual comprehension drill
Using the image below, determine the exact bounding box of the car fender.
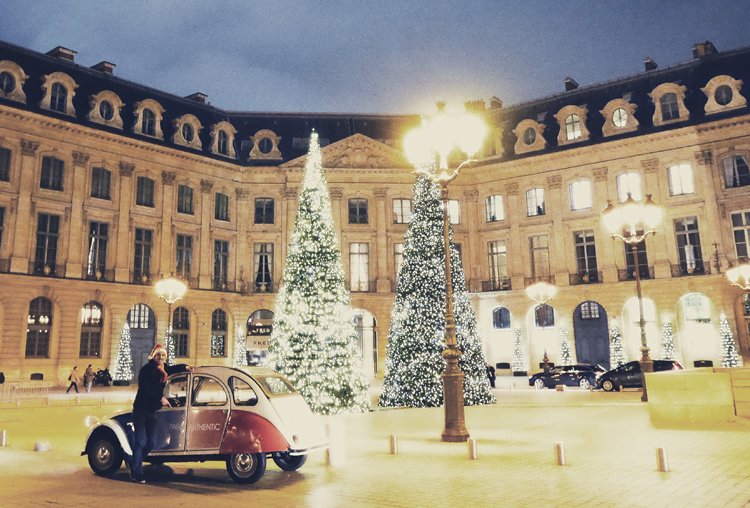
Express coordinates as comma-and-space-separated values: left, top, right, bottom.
84, 420, 133, 457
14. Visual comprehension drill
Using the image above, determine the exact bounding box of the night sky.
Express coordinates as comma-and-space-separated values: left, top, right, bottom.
2, 1, 749, 114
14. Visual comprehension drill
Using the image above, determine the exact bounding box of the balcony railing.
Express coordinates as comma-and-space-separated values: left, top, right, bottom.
481, 278, 512, 292
617, 266, 654, 281
347, 280, 377, 293
524, 275, 555, 287
30, 262, 61, 277
670, 261, 709, 277
569, 270, 602, 285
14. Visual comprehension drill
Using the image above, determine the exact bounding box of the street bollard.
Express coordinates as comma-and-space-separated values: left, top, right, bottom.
468, 438, 478, 460
0, 430, 7, 447
389, 434, 398, 455
656, 447, 669, 472
325, 421, 347, 466
554, 442, 566, 466
509, 382, 514, 391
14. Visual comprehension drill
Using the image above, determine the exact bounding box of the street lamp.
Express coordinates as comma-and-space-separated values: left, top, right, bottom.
601, 193, 663, 401
404, 102, 487, 442
154, 276, 188, 365
726, 262, 750, 290
526, 281, 557, 371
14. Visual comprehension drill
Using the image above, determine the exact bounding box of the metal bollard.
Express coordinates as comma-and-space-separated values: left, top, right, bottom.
554, 442, 566, 466
656, 447, 669, 472
468, 438, 478, 460
389, 434, 398, 455
0, 430, 7, 447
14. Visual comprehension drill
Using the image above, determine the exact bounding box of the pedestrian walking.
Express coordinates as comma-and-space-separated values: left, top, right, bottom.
83, 364, 95, 393
66, 366, 81, 394
486, 364, 496, 389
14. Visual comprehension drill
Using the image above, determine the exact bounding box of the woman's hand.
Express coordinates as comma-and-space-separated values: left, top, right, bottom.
161, 397, 171, 407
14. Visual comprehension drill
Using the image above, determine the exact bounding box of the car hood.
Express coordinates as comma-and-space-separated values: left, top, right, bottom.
270, 395, 328, 451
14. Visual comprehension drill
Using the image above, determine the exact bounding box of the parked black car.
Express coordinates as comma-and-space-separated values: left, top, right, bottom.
596, 360, 684, 391
529, 364, 605, 390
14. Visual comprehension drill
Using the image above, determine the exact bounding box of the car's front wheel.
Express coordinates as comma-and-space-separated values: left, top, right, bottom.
272, 451, 308, 471
533, 378, 546, 390
226, 452, 266, 484
88, 435, 123, 477
579, 378, 591, 390
601, 379, 616, 392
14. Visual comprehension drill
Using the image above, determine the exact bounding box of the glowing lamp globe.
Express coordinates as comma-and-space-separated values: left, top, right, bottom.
525, 281, 557, 304
726, 263, 750, 290
155, 277, 187, 305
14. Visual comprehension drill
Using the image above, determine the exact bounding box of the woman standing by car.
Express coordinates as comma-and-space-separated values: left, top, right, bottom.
129, 344, 191, 483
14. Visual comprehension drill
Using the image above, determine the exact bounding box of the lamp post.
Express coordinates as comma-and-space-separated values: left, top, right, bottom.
154, 276, 188, 365
602, 193, 663, 401
526, 281, 558, 371
404, 102, 487, 442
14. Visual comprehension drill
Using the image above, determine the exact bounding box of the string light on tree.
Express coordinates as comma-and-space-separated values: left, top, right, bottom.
511, 327, 528, 374
559, 325, 573, 366
609, 319, 627, 368
113, 321, 133, 382
719, 312, 742, 368
233, 325, 247, 367
660, 320, 677, 361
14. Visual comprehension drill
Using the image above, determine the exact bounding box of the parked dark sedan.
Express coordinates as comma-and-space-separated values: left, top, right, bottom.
596, 360, 684, 391
529, 364, 605, 390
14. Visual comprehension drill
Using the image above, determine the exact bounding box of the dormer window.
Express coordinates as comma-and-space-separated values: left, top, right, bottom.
600, 98, 638, 136
50, 83, 67, 112
0, 72, 15, 94
513, 119, 546, 154
660, 93, 679, 121
182, 124, 194, 142
99, 101, 113, 120
649, 83, 689, 126
132, 99, 165, 139
173, 114, 202, 150
249, 129, 282, 160
40, 72, 77, 115
523, 127, 536, 145
210, 121, 237, 158
554, 105, 590, 145
701, 75, 747, 114
715, 86, 732, 105
142, 109, 155, 136
0, 60, 28, 103
87, 90, 124, 129
612, 108, 627, 127
564, 114, 582, 141
218, 131, 228, 155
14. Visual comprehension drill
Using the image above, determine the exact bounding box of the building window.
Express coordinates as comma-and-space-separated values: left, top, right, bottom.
34, 213, 59, 275
446, 199, 460, 224
254, 198, 274, 224
91, 167, 111, 200
616, 172, 642, 202
393, 198, 412, 224
722, 155, 750, 189
530, 235, 550, 278
731, 211, 750, 261
0, 147, 10, 181
133, 228, 152, 282
492, 307, 511, 329
135, 176, 154, 207
668, 163, 695, 195
176, 234, 192, 279
0, 71, 15, 94
675, 217, 703, 274
564, 114, 582, 141
394, 243, 404, 282
218, 130, 229, 155
660, 93, 680, 121
574, 230, 598, 281
349, 243, 369, 291
254, 243, 273, 292
625, 239, 650, 279
50, 83, 67, 113
213, 239, 229, 290
177, 185, 193, 214
129, 304, 151, 329
210, 309, 227, 357
80, 301, 103, 358
181, 123, 194, 143
86, 221, 108, 279
40, 156, 64, 191
612, 108, 628, 128
569, 179, 592, 210
485, 195, 504, 222
142, 108, 156, 136
714, 85, 733, 106
526, 188, 545, 217
26, 297, 52, 358
580, 301, 600, 320
215, 193, 229, 221
535, 304, 555, 328
683, 294, 711, 323
488, 240, 508, 283
523, 127, 536, 145
349, 198, 368, 224
173, 307, 189, 357
99, 100, 114, 121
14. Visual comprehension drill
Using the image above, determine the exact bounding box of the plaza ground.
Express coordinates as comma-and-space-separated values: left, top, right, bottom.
0, 380, 749, 507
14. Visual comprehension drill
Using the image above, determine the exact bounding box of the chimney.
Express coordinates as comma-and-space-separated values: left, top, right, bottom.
644, 57, 658, 71
693, 40, 718, 58
564, 77, 579, 91
92, 61, 116, 75
185, 92, 208, 104
464, 99, 486, 112
46, 46, 76, 62
489, 96, 503, 110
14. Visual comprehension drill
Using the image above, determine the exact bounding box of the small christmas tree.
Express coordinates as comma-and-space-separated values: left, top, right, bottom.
609, 319, 627, 368
233, 325, 247, 367
164, 327, 176, 365
113, 322, 133, 382
511, 328, 527, 373
210, 333, 225, 358
719, 312, 742, 368
660, 320, 676, 361
559, 325, 573, 366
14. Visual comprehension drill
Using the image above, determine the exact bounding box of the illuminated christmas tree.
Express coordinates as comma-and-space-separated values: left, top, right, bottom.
164, 327, 175, 365
559, 325, 573, 365
210, 333, 225, 359
379, 174, 494, 408
511, 328, 527, 374
609, 319, 627, 368
660, 320, 676, 361
269, 131, 369, 415
233, 325, 247, 367
719, 312, 742, 368
113, 321, 133, 382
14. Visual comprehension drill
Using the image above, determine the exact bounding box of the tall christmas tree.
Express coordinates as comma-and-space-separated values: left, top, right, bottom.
113, 321, 133, 382
609, 319, 627, 368
379, 174, 494, 408
660, 320, 677, 361
164, 327, 176, 365
269, 131, 369, 415
233, 325, 247, 367
719, 312, 742, 368
511, 328, 527, 374
559, 325, 573, 365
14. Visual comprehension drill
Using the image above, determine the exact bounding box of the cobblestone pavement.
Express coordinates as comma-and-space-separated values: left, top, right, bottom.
1, 384, 749, 507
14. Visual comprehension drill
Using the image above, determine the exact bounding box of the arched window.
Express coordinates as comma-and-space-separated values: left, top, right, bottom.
616, 172, 642, 202
26, 297, 52, 358
211, 309, 227, 358
534, 304, 554, 328
682, 293, 712, 323
218, 130, 228, 155
173, 306, 190, 357
129, 304, 151, 329
660, 93, 679, 121
492, 307, 511, 329
50, 83, 67, 112
142, 108, 155, 136
80, 301, 103, 357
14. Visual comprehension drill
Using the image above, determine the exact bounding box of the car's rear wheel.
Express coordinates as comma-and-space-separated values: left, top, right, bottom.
602, 379, 616, 392
579, 378, 591, 390
272, 451, 308, 471
88, 435, 123, 477
533, 378, 546, 390
226, 452, 266, 484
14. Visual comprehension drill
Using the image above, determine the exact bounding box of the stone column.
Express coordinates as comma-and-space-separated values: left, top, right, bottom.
592, 167, 617, 283
505, 182, 524, 290
10, 139, 39, 273
694, 149, 722, 272
65, 151, 90, 278
158, 171, 176, 277
235, 188, 251, 293
546, 175, 567, 286
373, 188, 390, 292
641, 158, 670, 278
114, 162, 135, 282
198, 179, 214, 289
329, 186, 343, 251
462, 189, 480, 292
281, 186, 298, 268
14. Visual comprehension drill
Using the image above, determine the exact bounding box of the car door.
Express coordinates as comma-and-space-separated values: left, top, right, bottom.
186, 374, 230, 451
152, 373, 189, 452
623, 362, 642, 387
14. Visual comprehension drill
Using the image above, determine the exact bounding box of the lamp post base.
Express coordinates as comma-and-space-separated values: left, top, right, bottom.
441, 347, 469, 442
640, 351, 653, 402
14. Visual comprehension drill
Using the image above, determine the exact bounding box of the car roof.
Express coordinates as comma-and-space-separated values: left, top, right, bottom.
184, 366, 280, 377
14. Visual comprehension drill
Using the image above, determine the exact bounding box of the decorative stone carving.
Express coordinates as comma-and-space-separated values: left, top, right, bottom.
505, 182, 519, 195
72, 151, 90, 166
373, 188, 388, 199
161, 171, 176, 185
701, 75, 746, 114
0, 59, 29, 103
640, 158, 659, 174
512, 119, 546, 155
118, 161, 134, 177
592, 167, 608, 182
200, 179, 214, 193
600, 98, 639, 137
20, 139, 39, 156
328, 187, 342, 200
694, 149, 713, 166
546, 175, 562, 189
463, 190, 479, 200
249, 129, 282, 160
87, 90, 124, 129
235, 188, 250, 200
281, 133, 410, 170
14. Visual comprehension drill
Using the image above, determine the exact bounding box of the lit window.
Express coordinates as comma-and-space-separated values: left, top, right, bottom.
210, 309, 227, 358
616, 173, 642, 202
722, 155, 750, 188
26, 297, 53, 358
487, 240, 508, 283
446, 200, 460, 224
564, 114, 582, 141
667, 163, 695, 195
526, 188, 545, 217
393, 199, 412, 224
612, 108, 628, 128
492, 307, 511, 329
349, 243, 369, 291
569, 179, 592, 210
173, 307, 190, 357
485, 195, 504, 222
674, 217, 703, 274
580, 301, 600, 320
80, 301, 103, 358
682, 294, 711, 323
253, 243, 273, 292
731, 211, 750, 261
660, 93, 680, 121
523, 127, 536, 145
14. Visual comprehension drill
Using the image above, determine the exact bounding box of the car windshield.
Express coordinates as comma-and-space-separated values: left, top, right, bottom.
255, 375, 297, 397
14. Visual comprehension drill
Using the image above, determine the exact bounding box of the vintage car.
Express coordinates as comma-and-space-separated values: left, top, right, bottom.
82, 366, 328, 484
595, 360, 684, 391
